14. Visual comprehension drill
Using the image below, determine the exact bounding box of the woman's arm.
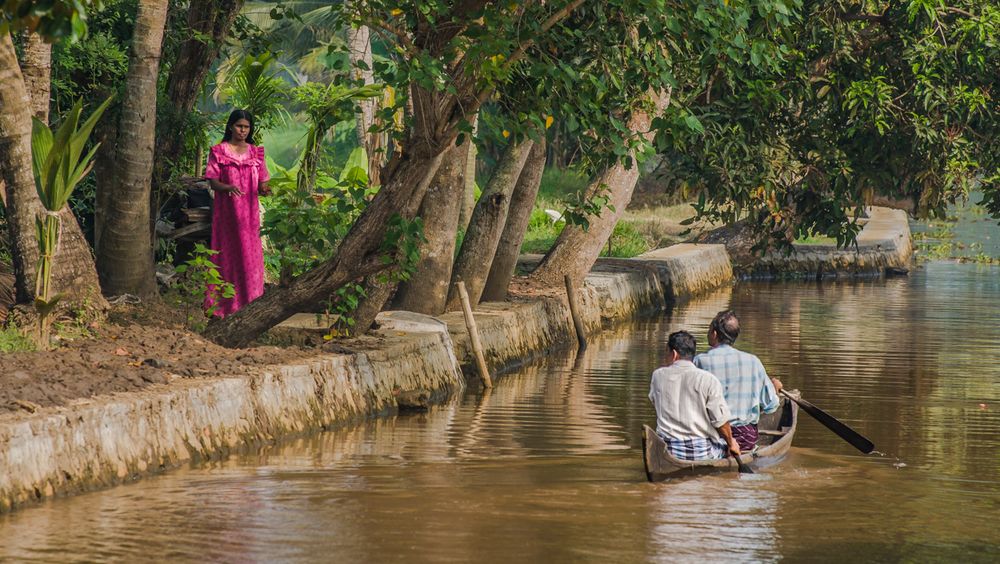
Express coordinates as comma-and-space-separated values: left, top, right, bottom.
208, 178, 244, 197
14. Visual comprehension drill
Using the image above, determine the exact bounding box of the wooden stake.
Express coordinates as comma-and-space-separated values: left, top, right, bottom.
457, 281, 493, 389
565, 274, 587, 350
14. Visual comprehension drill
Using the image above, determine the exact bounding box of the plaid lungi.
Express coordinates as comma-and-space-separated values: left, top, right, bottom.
658, 432, 727, 461
731, 424, 759, 451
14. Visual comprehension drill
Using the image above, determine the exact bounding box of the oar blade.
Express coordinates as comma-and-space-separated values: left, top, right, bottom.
787, 392, 875, 454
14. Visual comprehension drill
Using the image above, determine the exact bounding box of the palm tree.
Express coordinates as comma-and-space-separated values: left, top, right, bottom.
95, 0, 171, 297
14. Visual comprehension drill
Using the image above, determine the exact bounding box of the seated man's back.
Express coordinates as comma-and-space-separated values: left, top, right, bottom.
649, 331, 739, 461
694, 310, 781, 451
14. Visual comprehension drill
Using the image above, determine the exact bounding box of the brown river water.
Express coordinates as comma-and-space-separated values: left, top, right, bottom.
1, 261, 999, 562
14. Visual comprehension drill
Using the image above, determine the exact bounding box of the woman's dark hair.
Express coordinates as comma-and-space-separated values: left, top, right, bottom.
668, 331, 697, 359
222, 109, 256, 144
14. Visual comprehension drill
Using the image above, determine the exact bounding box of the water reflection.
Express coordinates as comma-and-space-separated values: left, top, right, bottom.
1, 263, 998, 562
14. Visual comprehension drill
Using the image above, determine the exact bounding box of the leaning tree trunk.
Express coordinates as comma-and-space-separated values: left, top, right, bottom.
457, 113, 479, 233
528, 89, 670, 288
481, 137, 547, 301
389, 143, 469, 316
342, 146, 455, 333
155, 0, 244, 185
0, 32, 106, 307
96, 0, 170, 298
445, 138, 534, 310
20, 32, 51, 122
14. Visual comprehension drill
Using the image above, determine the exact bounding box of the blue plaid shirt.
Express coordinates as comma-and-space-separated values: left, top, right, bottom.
693, 344, 779, 426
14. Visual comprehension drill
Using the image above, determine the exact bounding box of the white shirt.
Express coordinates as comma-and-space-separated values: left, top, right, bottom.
648, 359, 733, 441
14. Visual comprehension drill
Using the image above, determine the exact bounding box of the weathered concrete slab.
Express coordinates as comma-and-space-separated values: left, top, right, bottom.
636, 243, 734, 300
748, 207, 913, 278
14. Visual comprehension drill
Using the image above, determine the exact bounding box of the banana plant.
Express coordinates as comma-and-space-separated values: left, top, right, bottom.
30, 96, 112, 345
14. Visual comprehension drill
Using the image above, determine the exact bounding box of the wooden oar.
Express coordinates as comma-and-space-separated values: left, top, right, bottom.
780, 390, 874, 454
732, 451, 754, 474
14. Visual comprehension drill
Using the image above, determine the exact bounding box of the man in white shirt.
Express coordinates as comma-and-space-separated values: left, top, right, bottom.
649, 331, 741, 461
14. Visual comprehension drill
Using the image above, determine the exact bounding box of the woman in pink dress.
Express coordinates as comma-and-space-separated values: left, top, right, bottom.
203, 109, 271, 316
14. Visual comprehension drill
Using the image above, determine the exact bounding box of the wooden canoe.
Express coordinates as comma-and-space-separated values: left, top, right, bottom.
642, 390, 799, 482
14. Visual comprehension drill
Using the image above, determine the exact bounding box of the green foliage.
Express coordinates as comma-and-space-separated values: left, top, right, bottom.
262, 149, 376, 285
323, 282, 365, 338
30, 96, 110, 345
173, 244, 235, 329
49, 30, 128, 113
1, 0, 102, 40
601, 220, 651, 258
657, 0, 999, 252
31, 96, 112, 212
292, 81, 382, 192
0, 324, 36, 352
378, 214, 425, 283
537, 166, 589, 204
563, 183, 614, 232
521, 207, 564, 254
222, 52, 290, 136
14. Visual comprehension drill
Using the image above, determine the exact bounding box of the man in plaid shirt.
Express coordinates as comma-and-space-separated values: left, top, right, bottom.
694, 311, 784, 452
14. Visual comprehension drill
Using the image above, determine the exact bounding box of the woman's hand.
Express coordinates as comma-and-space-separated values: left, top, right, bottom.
208, 178, 243, 197
259, 182, 271, 197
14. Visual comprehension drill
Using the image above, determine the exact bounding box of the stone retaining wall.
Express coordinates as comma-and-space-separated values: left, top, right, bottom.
746, 207, 913, 278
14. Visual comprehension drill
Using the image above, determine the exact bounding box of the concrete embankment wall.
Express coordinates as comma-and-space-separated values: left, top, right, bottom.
0, 244, 731, 513
746, 207, 913, 278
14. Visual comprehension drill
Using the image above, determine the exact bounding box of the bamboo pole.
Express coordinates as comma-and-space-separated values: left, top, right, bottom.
457, 281, 493, 388
565, 274, 587, 350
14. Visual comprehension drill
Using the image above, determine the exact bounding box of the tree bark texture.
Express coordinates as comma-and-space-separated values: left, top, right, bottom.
155, 0, 244, 184
344, 148, 453, 333
96, 0, 170, 298
390, 143, 469, 315
0, 32, 106, 307
446, 138, 534, 310
20, 32, 51, 122
481, 136, 547, 301
92, 117, 119, 255
528, 89, 671, 288
458, 113, 479, 234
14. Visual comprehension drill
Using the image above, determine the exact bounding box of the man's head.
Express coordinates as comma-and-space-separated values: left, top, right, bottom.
667, 330, 697, 364
709, 310, 740, 346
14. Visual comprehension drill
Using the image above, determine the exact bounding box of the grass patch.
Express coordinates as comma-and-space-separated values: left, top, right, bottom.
538, 167, 588, 204
0, 325, 36, 352
601, 220, 653, 258
795, 234, 837, 245
521, 207, 563, 254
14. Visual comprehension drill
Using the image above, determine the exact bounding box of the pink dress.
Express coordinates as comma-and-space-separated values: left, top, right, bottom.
203, 143, 269, 317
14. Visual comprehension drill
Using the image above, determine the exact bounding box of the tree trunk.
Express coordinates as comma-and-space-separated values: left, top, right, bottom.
92, 118, 119, 255
446, 138, 534, 310
0, 32, 106, 308
482, 137, 547, 301
390, 143, 469, 315
528, 89, 671, 288
458, 113, 479, 233
96, 0, 170, 298
20, 33, 51, 122
155, 0, 244, 184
